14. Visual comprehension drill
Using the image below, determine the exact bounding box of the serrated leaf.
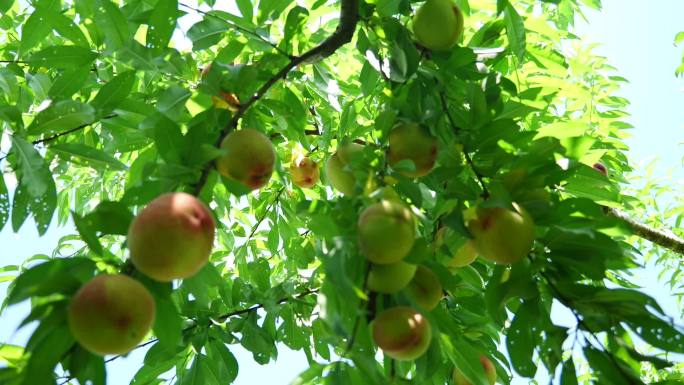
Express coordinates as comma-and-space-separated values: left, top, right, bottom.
504, 4, 526, 62
187, 18, 229, 51
49, 67, 90, 100
146, 0, 179, 49
19, 9, 54, 54
28, 100, 95, 136
28, 45, 97, 69
50, 143, 128, 170
89, 70, 136, 113
94, 0, 130, 49
8, 257, 95, 304
9, 136, 50, 197
0, 173, 8, 232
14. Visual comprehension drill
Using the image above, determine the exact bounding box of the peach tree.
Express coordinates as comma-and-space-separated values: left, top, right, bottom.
0, 0, 683, 384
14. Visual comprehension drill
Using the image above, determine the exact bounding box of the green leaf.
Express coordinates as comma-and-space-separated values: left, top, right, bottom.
89, 70, 137, 113
19, 9, 54, 54
9, 136, 50, 197
560, 358, 579, 385
85, 201, 134, 235
152, 293, 182, 349
94, 0, 130, 49
206, 341, 239, 384
53, 14, 89, 47
0, 173, 8, 232
156, 86, 191, 120
50, 143, 128, 171
20, 323, 74, 385
146, 0, 179, 49
506, 300, 538, 377
49, 67, 90, 100
236, 0, 253, 21
28, 45, 98, 69
66, 346, 106, 385
0, 0, 14, 13
8, 258, 95, 304
12, 166, 56, 235
72, 211, 105, 255
27, 100, 95, 136
442, 334, 490, 385
504, 4, 526, 62
187, 18, 229, 51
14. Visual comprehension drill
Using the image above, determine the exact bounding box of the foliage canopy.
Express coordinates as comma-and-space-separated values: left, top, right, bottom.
0, 0, 683, 384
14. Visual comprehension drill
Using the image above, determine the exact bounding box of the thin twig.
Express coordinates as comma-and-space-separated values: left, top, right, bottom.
437, 88, 490, 198
102, 288, 319, 365
191, 0, 359, 196
540, 271, 639, 384
0, 114, 118, 162
178, 2, 292, 58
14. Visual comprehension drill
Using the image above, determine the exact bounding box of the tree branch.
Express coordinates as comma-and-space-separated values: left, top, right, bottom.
437, 88, 490, 198
607, 207, 684, 256
192, 0, 360, 196
0, 115, 118, 163
103, 288, 318, 365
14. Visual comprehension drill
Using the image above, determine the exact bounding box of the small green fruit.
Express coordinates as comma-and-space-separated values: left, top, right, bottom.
387, 123, 438, 178
216, 129, 276, 191
434, 227, 478, 268
358, 200, 415, 264
406, 265, 443, 311
467, 203, 534, 264
372, 307, 432, 361
367, 261, 418, 293
68, 274, 155, 355
413, 0, 465, 51
325, 143, 364, 195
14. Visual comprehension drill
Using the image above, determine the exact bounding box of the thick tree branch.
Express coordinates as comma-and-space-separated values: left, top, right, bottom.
192, 0, 360, 196
607, 207, 684, 256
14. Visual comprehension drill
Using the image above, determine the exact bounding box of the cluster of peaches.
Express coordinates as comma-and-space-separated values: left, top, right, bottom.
63, 1, 545, 383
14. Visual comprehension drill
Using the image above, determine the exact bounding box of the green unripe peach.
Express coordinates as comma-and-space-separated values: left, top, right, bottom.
325, 142, 364, 195
128, 192, 215, 282
216, 129, 276, 191
367, 261, 418, 294
372, 307, 432, 361
467, 203, 534, 264
434, 227, 478, 268
453, 356, 497, 385
406, 265, 443, 311
387, 123, 438, 178
413, 0, 464, 51
358, 200, 415, 264
68, 274, 155, 355
290, 155, 320, 188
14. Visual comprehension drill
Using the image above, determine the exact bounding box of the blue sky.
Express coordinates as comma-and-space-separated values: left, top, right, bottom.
1, 0, 684, 384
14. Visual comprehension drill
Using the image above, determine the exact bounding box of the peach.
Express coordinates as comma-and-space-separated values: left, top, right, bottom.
406, 265, 443, 311
413, 0, 464, 51
358, 200, 415, 264
467, 203, 534, 264
216, 129, 276, 190
325, 142, 364, 195
128, 192, 215, 281
387, 123, 438, 178
371, 306, 432, 361
68, 274, 155, 355
290, 155, 320, 188
367, 261, 418, 294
